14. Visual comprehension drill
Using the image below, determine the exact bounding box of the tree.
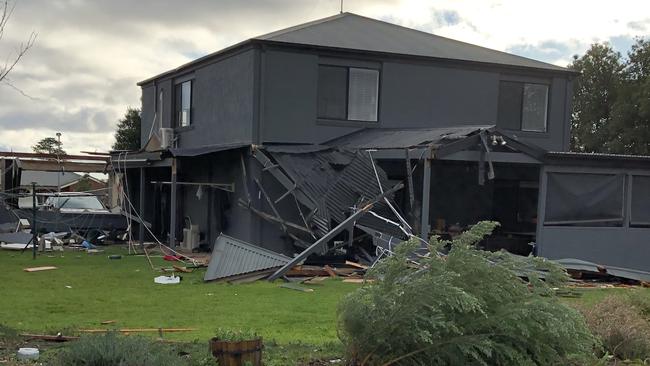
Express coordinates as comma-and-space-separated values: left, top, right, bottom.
569, 44, 623, 153
570, 39, 650, 155
32, 137, 65, 155
611, 39, 650, 155
112, 107, 141, 151
0, 0, 37, 85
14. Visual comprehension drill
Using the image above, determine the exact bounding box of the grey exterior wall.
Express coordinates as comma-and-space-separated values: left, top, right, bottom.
139, 49, 256, 149
261, 47, 571, 151
537, 165, 650, 273
173, 150, 296, 255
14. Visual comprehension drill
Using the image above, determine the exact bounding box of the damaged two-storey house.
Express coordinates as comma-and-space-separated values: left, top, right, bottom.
114, 13, 650, 281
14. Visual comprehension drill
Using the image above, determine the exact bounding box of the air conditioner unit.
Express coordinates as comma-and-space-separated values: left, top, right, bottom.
160, 128, 174, 149
182, 224, 200, 251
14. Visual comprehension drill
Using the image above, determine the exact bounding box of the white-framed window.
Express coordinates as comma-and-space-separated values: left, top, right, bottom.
175, 80, 192, 127
317, 65, 379, 122
498, 81, 549, 132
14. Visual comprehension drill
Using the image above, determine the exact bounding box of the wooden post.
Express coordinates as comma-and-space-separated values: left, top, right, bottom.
420, 148, 432, 239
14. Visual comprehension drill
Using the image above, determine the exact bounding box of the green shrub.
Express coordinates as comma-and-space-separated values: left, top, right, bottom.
52, 332, 185, 366
580, 294, 650, 361
213, 328, 260, 341
337, 221, 596, 366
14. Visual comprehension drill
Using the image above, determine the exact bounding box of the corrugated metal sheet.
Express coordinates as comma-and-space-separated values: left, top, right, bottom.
267, 148, 403, 238
204, 234, 291, 282
326, 126, 493, 150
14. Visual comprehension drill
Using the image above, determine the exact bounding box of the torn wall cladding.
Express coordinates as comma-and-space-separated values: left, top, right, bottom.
248, 146, 404, 250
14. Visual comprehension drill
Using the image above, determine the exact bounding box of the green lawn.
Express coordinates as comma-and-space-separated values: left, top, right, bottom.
2, 245, 650, 362
0, 246, 355, 345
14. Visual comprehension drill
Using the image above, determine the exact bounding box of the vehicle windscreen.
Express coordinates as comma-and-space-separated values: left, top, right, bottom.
48, 196, 105, 210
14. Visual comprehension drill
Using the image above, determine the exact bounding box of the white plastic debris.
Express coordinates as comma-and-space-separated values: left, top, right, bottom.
17, 347, 39, 360
154, 275, 181, 285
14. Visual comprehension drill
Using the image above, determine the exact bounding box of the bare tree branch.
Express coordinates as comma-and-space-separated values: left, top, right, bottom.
1, 76, 39, 100
0, 0, 36, 84
0, 0, 17, 43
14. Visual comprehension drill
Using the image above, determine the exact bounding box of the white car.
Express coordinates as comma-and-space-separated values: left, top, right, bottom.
43, 194, 109, 213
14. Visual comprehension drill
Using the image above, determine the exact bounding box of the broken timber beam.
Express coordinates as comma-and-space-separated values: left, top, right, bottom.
252, 148, 316, 210
268, 183, 404, 281
237, 199, 313, 235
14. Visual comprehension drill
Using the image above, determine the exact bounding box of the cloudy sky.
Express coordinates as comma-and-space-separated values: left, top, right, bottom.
0, 0, 649, 154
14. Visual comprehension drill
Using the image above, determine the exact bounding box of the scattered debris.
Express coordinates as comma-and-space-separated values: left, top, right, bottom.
108, 255, 122, 260
79, 328, 195, 334
268, 183, 404, 281
280, 283, 315, 292
1, 243, 33, 251
173, 265, 193, 273
154, 275, 181, 284
20, 333, 79, 342
342, 278, 374, 284
323, 265, 337, 278
204, 234, 291, 283
23, 266, 57, 272
16, 347, 39, 361
557, 258, 650, 283
100, 320, 116, 325
344, 260, 368, 270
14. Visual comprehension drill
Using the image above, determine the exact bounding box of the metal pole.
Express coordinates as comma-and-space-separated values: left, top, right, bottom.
420, 148, 432, 239
139, 167, 145, 247
31, 182, 37, 260
56, 132, 62, 232
169, 158, 177, 249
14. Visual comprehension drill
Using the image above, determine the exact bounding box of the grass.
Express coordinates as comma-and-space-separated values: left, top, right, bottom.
3, 245, 650, 365
0, 246, 355, 345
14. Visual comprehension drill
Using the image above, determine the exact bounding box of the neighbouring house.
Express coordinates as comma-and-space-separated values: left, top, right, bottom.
114, 13, 650, 279
20, 171, 106, 192
14, 170, 107, 207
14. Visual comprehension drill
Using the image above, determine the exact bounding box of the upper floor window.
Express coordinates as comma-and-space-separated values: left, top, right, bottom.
497, 81, 548, 132
317, 65, 379, 122
175, 80, 192, 127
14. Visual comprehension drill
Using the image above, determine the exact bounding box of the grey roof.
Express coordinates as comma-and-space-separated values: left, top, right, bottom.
139, 13, 572, 85
20, 171, 82, 187
169, 142, 249, 157
204, 234, 291, 282
326, 125, 493, 150
256, 13, 569, 72
546, 151, 650, 163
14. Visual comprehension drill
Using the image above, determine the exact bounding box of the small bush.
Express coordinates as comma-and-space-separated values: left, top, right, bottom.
337, 221, 597, 365
580, 295, 650, 361
52, 332, 185, 366
213, 328, 260, 341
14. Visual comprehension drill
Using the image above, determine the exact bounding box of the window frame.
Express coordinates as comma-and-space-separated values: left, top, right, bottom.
497, 80, 550, 133
543, 171, 627, 227
174, 78, 193, 129
317, 64, 380, 124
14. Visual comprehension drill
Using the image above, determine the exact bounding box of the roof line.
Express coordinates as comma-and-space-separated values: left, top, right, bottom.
137, 12, 575, 85
254, 12, 348, 41
338, 13, 570, 73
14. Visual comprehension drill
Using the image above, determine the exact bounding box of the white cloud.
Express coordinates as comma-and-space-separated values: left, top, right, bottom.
0, 0, 648, 154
